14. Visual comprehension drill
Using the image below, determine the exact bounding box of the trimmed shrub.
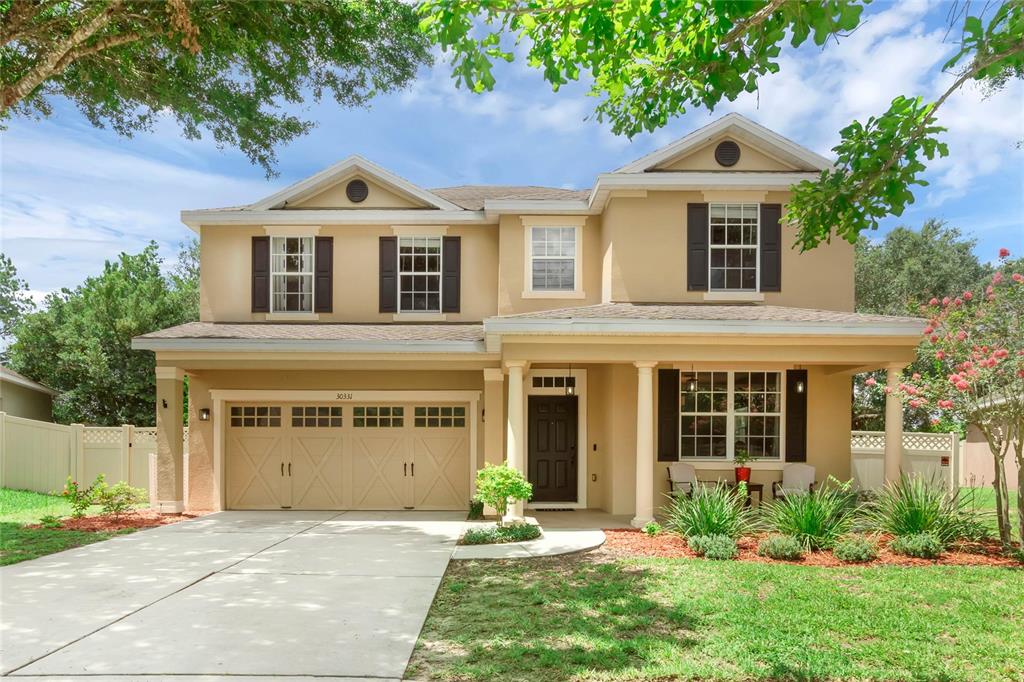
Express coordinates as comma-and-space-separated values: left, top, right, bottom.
761, 481, 856, 550
642, 521, 662, 537
96, 481, 147, 518
757, 534, 805, 561
688, 534, 738, 560
474, 464, 533, 527
864, 475, 981, 546
890, 532, 944, 559
664, 483, 753, 539
462, 522, 541, 545
833, 535, 879, 563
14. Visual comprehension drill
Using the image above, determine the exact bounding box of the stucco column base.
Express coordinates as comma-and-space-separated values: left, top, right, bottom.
154, 500, 185, 514
155, 367, 186, 509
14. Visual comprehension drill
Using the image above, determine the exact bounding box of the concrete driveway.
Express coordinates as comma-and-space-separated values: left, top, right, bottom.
1, 510, 466, 681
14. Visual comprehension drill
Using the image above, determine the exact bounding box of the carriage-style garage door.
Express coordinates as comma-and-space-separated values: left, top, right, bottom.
225, 402, 470, 511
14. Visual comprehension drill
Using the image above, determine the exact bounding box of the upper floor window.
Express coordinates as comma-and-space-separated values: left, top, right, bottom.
399, 236, 442, 312
271, 237, 314, 312
709, 203, 758, 291
530, 226, 577, 292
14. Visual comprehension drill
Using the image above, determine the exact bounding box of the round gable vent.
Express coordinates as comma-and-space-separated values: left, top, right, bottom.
714, 140, 741, 167
346, 178, 369, 203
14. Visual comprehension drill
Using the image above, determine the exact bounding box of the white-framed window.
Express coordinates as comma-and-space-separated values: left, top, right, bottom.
529, 226, 577, 292
679, 370, 783, 461
709, 204, 758, 291
271, 236, 314, 312
399, 236, 442, 312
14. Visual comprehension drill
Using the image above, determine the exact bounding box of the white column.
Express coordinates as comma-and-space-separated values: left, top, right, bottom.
505, 361, 528, 520
632, 361, 657, 528
884, 365, 905, 483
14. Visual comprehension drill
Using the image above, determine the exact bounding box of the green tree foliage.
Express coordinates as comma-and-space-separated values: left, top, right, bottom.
1, 0, 431, 176
419, 0, 1024, 249
474, 464, 533, 527
6, 242, 198, 426
0, 252, 33, 352
852, 221, 993, 431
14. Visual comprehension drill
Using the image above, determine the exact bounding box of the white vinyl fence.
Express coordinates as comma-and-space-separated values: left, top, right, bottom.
850, 430, 959, 490
0, 412, 187, 497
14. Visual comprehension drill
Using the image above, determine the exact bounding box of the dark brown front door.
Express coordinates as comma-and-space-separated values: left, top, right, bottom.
528, 395, 578, 503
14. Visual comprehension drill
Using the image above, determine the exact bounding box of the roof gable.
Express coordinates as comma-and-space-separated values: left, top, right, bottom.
616, 113, 832, 174
249, 156, 461, 211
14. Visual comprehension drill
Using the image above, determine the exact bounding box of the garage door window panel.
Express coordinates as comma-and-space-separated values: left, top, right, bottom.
291, 406, 342, 427
230, 405, 282, 427
353, 406, 404, 428
414, 405, 466, 428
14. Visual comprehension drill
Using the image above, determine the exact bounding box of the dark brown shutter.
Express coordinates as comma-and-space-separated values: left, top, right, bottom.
785, 369, 808, 462
442, 236, 461, 313
687, 203, 709, 291
314, 236, 333, 313
251, 236, 270, 313
657, 369, 680, 461
379, 236, 398, 313
760, 203, 782, 292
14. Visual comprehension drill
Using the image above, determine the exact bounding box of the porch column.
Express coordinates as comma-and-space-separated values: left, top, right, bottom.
483, 368, 505, 467
505, 361, 528, 520
154, 366, 185, 513
884, 365, 905, 483
632, 361, 657, 528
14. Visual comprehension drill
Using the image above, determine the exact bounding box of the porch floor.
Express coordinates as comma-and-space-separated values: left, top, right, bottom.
531, 509, 633, 530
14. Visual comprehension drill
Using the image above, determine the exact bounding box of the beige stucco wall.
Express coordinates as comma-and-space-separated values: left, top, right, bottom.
199, 223, 499, 323
0, 380, 53, 422
657, 137, 793, 172
496, 214, 604, 315
601, 190, 855, 311
288, 174, 423, 209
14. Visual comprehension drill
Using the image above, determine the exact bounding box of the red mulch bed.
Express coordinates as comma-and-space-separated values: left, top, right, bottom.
602, 529, 1023, 567
31, 509, 206, 533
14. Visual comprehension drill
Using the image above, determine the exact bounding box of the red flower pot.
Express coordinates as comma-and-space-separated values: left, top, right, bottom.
735, 466, 752, 483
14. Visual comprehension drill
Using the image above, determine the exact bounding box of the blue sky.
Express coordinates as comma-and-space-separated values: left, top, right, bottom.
2, 0, 1021, 302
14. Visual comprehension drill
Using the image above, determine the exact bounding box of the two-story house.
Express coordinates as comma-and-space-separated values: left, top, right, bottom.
133, 113, 922, 524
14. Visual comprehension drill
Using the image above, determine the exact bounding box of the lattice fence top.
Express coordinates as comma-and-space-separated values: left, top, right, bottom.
82, 427, 123, 445
851, 431, 955, 452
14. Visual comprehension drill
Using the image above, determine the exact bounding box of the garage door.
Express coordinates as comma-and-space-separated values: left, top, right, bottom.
225, 402, 470, 511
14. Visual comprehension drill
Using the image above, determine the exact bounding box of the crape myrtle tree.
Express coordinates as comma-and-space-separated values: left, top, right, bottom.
1, 0, 431, 176
419, 0, 1024, 250
869, 249, 1024, 547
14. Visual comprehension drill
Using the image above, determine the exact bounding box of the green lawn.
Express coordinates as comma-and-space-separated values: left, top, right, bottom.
0, 488, 133, 566
963, 486, 1020, 542
409, 554, 1024, 682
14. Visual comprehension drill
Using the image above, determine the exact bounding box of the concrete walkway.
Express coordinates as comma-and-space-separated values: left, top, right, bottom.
0, 510, 465, 681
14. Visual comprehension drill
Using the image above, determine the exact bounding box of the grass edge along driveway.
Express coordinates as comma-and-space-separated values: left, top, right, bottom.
0, 488, 134, 566
408, 552, 1024, 682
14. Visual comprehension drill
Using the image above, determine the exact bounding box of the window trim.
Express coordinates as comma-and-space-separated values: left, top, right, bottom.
677, 369, 786, 463
522, 216, 586, 299
270, 235, 316, 314
396, 234, 444, 314
707, 203, 760, 293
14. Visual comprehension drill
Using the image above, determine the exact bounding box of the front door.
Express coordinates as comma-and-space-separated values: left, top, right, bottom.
527, 395, 578, 503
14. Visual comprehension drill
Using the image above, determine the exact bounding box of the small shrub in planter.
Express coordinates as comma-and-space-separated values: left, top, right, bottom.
833, 535, 879, 563
664, 483, 753, 539
467, 499, 484, 520
474, 464, 532, 527
462, 522, 541, 545
687, 534, 738, 560
890, 532, 944, 559
642, 521, 661, 537
96, 481, 148, 518
757, 534, 805, 561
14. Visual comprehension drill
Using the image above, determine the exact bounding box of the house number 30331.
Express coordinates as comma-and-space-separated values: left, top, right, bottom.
335, 392, 353, 400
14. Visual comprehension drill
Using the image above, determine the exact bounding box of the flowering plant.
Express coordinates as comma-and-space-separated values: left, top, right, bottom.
61, 474, 104, 518
870, 249, 1023, 546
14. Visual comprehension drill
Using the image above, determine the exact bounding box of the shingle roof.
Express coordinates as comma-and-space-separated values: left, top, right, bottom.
430, 186, 590, 210
495, 302, 924, 326
137, 322, 485, 342
0, 365, 59, 395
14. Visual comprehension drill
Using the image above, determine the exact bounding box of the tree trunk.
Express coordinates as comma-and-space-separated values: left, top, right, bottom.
980, 423, 1012, 547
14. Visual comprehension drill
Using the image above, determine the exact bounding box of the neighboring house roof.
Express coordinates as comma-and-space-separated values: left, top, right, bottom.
133, 322, 487, 353
431, 186, 591, 211
0, 365, 58, 396
485, 303, 925, 337
615, 112, 833, 173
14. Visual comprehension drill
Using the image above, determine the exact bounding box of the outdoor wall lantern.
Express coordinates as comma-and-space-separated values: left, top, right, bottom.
796, 380, 806, 394
199, 408, 211, 421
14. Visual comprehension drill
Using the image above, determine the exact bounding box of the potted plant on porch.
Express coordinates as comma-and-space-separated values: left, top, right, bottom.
733, 446, 752, 483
